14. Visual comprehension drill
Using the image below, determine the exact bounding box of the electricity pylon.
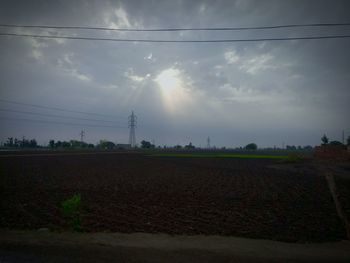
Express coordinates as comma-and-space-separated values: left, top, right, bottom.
128, 111, 137, 147
80, 130, 85, 142
207, 136, 210, 149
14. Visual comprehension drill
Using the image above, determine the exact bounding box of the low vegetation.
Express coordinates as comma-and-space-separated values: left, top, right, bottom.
61, 194, 82, 231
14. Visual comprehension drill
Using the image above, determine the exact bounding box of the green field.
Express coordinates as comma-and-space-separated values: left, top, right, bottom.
151, 153, 290, 159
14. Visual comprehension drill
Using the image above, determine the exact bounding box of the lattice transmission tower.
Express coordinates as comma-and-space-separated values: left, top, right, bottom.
207, 136, 211, 149
128, 111, 137, 147
80, 130, 85, 142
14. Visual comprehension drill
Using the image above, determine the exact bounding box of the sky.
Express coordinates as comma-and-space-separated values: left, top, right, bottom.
0, 0, 349, 148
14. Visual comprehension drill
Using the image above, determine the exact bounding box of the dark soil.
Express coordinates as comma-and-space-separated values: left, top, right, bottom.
0, 152, 347, 242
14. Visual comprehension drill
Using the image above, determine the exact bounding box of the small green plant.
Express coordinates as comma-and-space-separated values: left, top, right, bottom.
61, 194, 82, 231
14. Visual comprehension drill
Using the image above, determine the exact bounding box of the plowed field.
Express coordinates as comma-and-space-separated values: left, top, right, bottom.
0, 152, 348, 242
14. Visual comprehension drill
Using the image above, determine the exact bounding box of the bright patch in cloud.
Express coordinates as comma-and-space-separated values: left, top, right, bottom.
143, 53, 156, 62
199, 4, 206, 13
219, 83, 284, 104
103, 5, 142, 30
239, 54, 275, 75
31, 49, 43, 60
155, 68, 181, 92
154, 67, 192, 113
57, 53, 91, 82
224, 50, 240, 64
114, 7, 131, 28
74, 71, 91, 82
124, 68, 150, 83
145, 53, 152, 60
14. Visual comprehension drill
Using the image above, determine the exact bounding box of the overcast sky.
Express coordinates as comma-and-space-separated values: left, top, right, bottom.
0, 0, 349, 148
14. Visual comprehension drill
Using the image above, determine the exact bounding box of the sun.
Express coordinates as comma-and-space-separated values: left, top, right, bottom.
154, 68, 186, 113
154, 68, 181, 94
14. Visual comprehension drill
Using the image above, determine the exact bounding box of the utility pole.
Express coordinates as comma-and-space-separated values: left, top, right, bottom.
207, 136, 211, 149
128, 111, 137, 147
342, 130, 345, 144
80, 130, 85, 143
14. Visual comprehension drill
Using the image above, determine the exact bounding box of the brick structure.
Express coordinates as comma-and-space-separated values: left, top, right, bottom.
314, 145, 350, 161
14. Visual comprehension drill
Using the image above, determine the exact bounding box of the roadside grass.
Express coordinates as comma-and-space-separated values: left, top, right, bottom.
151, 153, 289, 159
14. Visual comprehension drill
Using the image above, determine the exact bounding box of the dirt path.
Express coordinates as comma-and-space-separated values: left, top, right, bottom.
1, 230, 350, 262
324, 172, 350, 239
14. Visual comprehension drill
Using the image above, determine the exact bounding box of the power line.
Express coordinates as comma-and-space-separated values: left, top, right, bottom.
0, 116, 126, 128
0, 99, 123, 119
1, 22, 350, 31
0, 108, 124, 124
1, 32, 350, 43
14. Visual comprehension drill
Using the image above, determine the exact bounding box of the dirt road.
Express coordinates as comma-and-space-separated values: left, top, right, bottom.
1, 230, 350, 262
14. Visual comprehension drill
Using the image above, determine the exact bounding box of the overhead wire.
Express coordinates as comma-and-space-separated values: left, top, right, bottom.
0, 116, 127, 129
0, 108, 124, 124
0, 99, 124, 119
1, 32, 350, 42
1, 22, 350, 31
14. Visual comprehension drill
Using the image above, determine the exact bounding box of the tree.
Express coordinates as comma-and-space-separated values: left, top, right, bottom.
55, 141, 62, 148
70, 140, 88, 148
347, 136, 350, 146
329, 140, 343, 146
141, 140, 154, 148
303, 145, 313, 150
6, 137, 14, 147
245, 143, 257, 150
29, 139, 37, 148
286, 145, 296, 150
321, 134, 329, 145
62, 141, 71, 148
70, 140, 81, 148
49, 140, 55, 148
185, 142, 195, 149
98, 140, 115, 149
20, 138, 29, 147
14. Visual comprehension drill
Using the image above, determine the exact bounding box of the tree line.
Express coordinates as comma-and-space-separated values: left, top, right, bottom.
2, 135, 348, 150
321, 134, 350, 146
3, 137, 38, 148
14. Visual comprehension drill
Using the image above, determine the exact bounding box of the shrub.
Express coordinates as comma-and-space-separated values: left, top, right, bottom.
61, 194, 82, 231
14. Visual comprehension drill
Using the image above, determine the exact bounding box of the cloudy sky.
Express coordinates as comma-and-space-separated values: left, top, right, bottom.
0, 0, 349, 147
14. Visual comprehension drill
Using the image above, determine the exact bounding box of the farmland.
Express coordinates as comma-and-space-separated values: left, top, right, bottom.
0, 151, 349, 243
